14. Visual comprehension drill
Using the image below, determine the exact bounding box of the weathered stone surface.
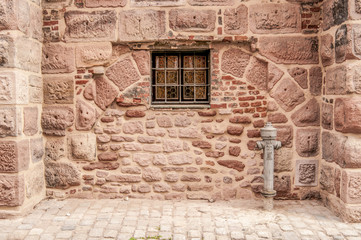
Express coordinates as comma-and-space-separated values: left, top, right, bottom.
320, 164, 335, 194
322, 103, 333, 130
174, 115, 191, 127
106, 58, 141, 91
227, 126, 244, 136
322, 0, 348, 30
131, 0, 185, 6
168, 153, 193, 165
321, 34, 335, 67
45, 139, 65, 162
154, 183, 171, 192
143, 144, 162, 152
94, 77, 118, 110
0, 107, 21, 138
86, 0, 126, 7
268, 113, 288, 124
291, 98, 320, 127
268, 64, 284, 90
64, 11, 117, 41
42, 0, 71, 8
224, 4, 248, 35
198, 110, 216, 117
270, 78, 305, 112
119, 10, 166, 41
83, 162, 119, 171
25, 164, 44, 199
259, 36, 319, 64
245, 57, 268, 90
156, 116, 173, 128
179, 127, 200, 138
341, 170, 361, 204
0, 174, 24, 206
249, 4, 301, 33
188, 0, 233, 5
45, 162, 81, 189
192, 141, 211, 149
133, 153, 153, 167
30, 138, 43, 163
288, 67, 308, 89
165, 173, 179, 182
43, 75, 73, 104
41, 106, 74, 136
309, 67, 322, 96
121, 166, 141, 175
350, 0, 361, 19
275, 125, 293, 148
125, 110, 145, 118
221, 48, 250, 78
163, 139, 183, 152
274, 148, 293, 173
217, 160, 245, 172
169, 9, 216, 32
142, 168, 162, 182
123, 121, 144, 134
42, 43, 75, 74
325, 65, 347, 95
181, 174, 201, 182
132, 51, 150, 76
147, 129, 166, 137
0, 0, 28, 32
296, 129, 320, 157
229, 146, 241, 157
335, 98, 361, 133
23, 107, 38, 136
105, 174, 141, 183
0, 72, 28, 105
137, 184, 151, 193
0, 140, 29, 173
69, 134, 96, 161
334, 24, 360, 63
274, 175, 291, 198
76, 42, 112, 68
29, 75, 42, 104
75, 100, 96, 131
205, 151, 224, 158
98, 152, 118, 161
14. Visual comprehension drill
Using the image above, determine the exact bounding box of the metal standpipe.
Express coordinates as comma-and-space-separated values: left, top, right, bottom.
256, 122, 281, 211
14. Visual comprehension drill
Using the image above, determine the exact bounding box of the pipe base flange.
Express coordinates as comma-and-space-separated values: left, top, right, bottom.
262, 190, 276, 198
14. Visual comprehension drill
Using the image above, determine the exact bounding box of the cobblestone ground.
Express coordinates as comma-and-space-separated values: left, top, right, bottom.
0, 199, 360, 240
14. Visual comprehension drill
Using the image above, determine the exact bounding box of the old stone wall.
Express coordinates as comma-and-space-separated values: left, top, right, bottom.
0, 0, 45, 217
320, 0, 361, 222
40, 0, 324, 203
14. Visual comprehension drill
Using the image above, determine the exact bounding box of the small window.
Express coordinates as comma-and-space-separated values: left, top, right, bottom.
151, 51, 210, 106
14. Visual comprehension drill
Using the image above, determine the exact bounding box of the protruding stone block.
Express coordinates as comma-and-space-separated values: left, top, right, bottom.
0, 107, 21, 138
45, 162, 81, 189
291, 98, 320, 127
259, 36, 319, 64
132, 51, 150, 76
93, 77, 118, 110
249, 4, 301, 34
275, 125, 293, 148
169, 9, 216, 32
221, 48, 250, 78
322, 0, 348, 31
288, 67, 308, 89
0, 174, 24, 206
86, 0, 127, 7
335, 24, 361, 63
309, 67, 322, 96
322, 103, 333, 130
296, 129, 320, 157
217, 160, 245, 172
325, 65, 347, 95
0, 140, 29, 173
76, 42, 112, 68
43, 75, 74, 104
106, 58, 141, 91
321, 34, 334, 67
123, 121, 144, 134
270, 78, 305, 112
45, 139, 65, 162
119, 10, 166, 41
142, 168, 162, 182
274, 148, 293, 173
224, 5, 248, 35
64, 10, 117, 42
0, 72, 28, 105
30, 138, 43, 163
24, 107, 38, 136
335, 98, 361, 133
341, 170, 361, 204
320, 164, 335, 194
25, 164, 44, 199
29, 75, 43, 104
0, 0, 29, 33
168, 153, 193, 165
68, 134, 96, 161
42, 43, 75, 74
41, 106, 74, 136
75, 100, 96, 131
295, 159, 318, 186
131, 0, 185, 6
245, 57, 268, 90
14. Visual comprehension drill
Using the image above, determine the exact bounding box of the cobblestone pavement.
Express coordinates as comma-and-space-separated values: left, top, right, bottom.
0, 199, 360, 240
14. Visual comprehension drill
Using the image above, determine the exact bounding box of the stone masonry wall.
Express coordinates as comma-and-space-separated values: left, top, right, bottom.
0, 0, 45, 217
320, 0, 361, 222
40, 0, 325, 204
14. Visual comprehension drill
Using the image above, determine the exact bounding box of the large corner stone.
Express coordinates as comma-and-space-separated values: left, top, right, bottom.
106, 58, 141, 91
275, 125, 293, 148
169, 9, 216, 32
249, 3, 301, 34
325, 65, 347, 95
291, 98, 320, 127
86, 0, 127, 7
0, 140, 29, 173
224, 5, 248, 35
335, 24, 361, 63
24, 107, 38, 136
322, 102, 334, 130
45, 161, 81, 189
0, 0, 29, 34
295, 159, 318, 187
94, 77, 118, 110
68, 134, 96, 161
64, 10, 117, 42
296, 129, 320, 157
341, 170, 361, 204
76, 42, 112, 68
25, 164, 44, 199
259, 36, 319, 64
75, 99, 97, 131
41, 106, 74, 136
0, 174, 24, 206
0, 107, 21, 138
45, 138, 65, 162
321, 34, 335, 67
335, 98, 361, 133
131, 0, 185, 6
322, 0, 348, 31
309, 67, 323, 96
245, 57, 268, 91
320, 164, 335, 194
42, 43, 75, 74
270, 78, 305, 112
0, 72, 28, 105
221, 48, 250, 78
119, 10, 166, 41
29, 75, 43, 104
188, 0, 233, 5
30, 138, 44, 163
43, 75, 74, 104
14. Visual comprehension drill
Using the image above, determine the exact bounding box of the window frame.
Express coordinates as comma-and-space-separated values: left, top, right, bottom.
150, 50, 211, 108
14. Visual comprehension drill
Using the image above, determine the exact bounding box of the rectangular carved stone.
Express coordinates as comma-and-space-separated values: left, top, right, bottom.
322, 103, 333, 130
0, 174, 24, 206
68, 134, 96, 161
335, 24, 361, 63
42, 0, 72, 8
169, 9, 216, 32
0, 0, 30, 34
24, 107, 38, 136
335, 98, 361, 133
0, 107, 21, 138
64, 10, 117, 42
322, 0, 348, 31
325, 65, 347, 95
0, 72, 28, 105
341, 170, 361, 204
42, 43, 75, 74
188, 0, 233, 5
43, 75, 74, 104
295, 159, 318, 187
249, 4, 301, 34
0, 140, 29, 173
350, 0, 361, 19
29, 75, 43, 104
224, 5, 248, 35
76, 42, 112, 68
41, 106, 74, 136
119, 10, 166, 41
131, 0, 185, 6
30, 4, 43, 41
25, 164, 44, 199
86, 0, 127, 7
259, 36, 319, 64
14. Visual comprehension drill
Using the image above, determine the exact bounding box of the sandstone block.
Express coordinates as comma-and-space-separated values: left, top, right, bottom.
24, 107, 38, 136
268, 64, 284, 90
153, 154, 167, 165
291, 98, 320, 127
125, 110, 145, 118
322, 103, 333, 130
275, 125, 293, 148
75, 100, 96, 131
335, 24, 361, 63
65, 11, 117, 42
350, 0, 361, 19
309, 67, 322, 96
0, 107, 21, 138
227, 126, 244, 136
165, 173, 179, 182
45, 162, 81, 189
76, 42, 112, 68
69, 134, 96, 161
229, 116, 251, 124
123, 121, 144, 134
45, 139, 65, 162
86, 0, 127, 7
29, 75, 42, 104
147, 129, 166, 137
245, 57, 268, 90
296, 129, 320, 157
174, 115, 191, 127
321, 34, 335, 67
30, 4, 43, 41
288, 67, 308, 89
229, 146, 241, 157
42, 0, 71, 8
163, 139, 183, 152
106, 58, 141, 91
83, 162, 119, 171
168, 153, 193, 165
134, 153, 153, 166
0, 140, 29, 173
179, 127, 200, 138
131, 0, 185, 6
169, 9, 216, 32
25, 164, 44, 199
41, 106, 74, 136
119, 10, 166, 41
274, 148, 293, 173
268, 113, 288, 124
93, 77, 118, 110
121, 167, 141, 174
217, 160, 245, 172
105, 174, 141, 183
249, 4, 301, 34
335, 98, 361, 133
320, 164, 335, 194
30, 138, 44, 163
325, 65, 347, 95
138, 184, 151, 193
322, 0, 348, 30
132, 51, 150, 76
205, 151, 224, 158
98, 152, 118, 161
0, 174, 24, 206
270, 78, 305, 112
224, 5, 248, 35
0, 72, 28, 105
42, 43, 75, 74
274, 175, 291, 197
142, 168, 162, 182
198, 110, 216, 117
188, 0, 233, 5
221, 48, 250, 78
156, 116, 173, 128
0, 0, 29, 33
43, 75, 74, 104
192, 141, 211, 149
181, 174, 201, 182
341, 170, 361, 204
259, 36, 319, 64
143, 144, 162, 152
154, 183, 171, 192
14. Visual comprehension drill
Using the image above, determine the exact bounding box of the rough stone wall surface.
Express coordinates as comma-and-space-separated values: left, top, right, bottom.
0, 0, 45, 216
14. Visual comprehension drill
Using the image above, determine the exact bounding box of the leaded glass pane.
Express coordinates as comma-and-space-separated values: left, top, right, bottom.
183, 86, 194, 100
195, 56, 206, 68
167, 56, 178, 68
156, 56, 165, 68
196, 86, 207, 99
184, 56, 194, 68
167, 86, 178, 99
156, 71, 165, 84
156, 86, 165, 99
195, 71, 206, 84
166, 71, 178, 84
184, 71, 194, 84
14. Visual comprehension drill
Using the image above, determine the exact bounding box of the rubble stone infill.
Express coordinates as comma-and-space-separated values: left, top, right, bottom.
0, 199, 360, 240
